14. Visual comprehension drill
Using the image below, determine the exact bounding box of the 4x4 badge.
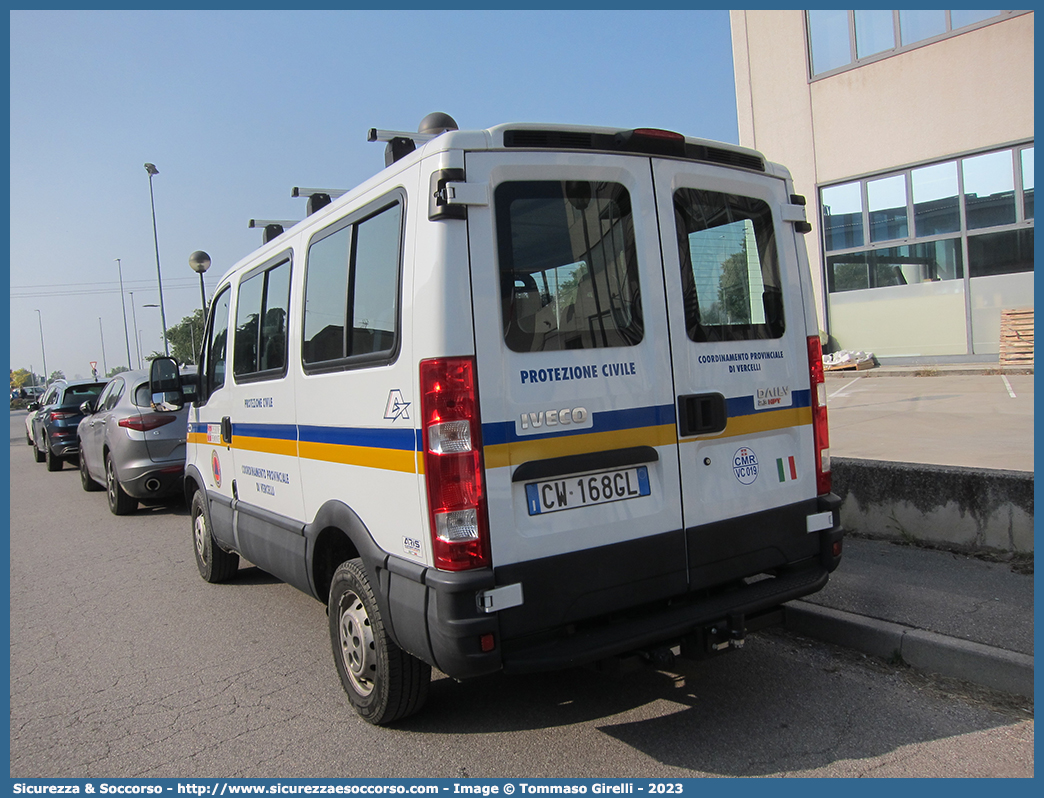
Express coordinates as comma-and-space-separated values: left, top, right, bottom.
384, 389, 411, 422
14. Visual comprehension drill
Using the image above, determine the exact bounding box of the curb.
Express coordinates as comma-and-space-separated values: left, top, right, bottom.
784, 602, 1034, 700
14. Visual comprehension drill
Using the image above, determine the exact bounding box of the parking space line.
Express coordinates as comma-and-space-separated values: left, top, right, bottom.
828, 377, 865, 400
1001, 375, 1017, 398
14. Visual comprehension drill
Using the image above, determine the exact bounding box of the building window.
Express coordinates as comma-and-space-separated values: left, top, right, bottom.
821, 182, 864, 250
968, 229, 1034, 277
854, 9, 895, 58
808, 10, 851, 75
828, 239, 963, 293
821, 143, 1034, 292
898, 9, 947, 45
867, 174, 908, 242
963, 151, 1016, 230
1020, 147, 1034, 220
807, 10, 1022, 78
912, 162, 960, 236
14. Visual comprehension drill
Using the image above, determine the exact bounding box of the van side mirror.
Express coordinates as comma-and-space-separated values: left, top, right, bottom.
149, 357, 184, 411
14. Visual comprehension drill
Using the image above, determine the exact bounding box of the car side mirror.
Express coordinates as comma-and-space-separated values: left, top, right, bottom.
26, 402, 38, 412
149, 356, 184, 411
80, 399, 96, 415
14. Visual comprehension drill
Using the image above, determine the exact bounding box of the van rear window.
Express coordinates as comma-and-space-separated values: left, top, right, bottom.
495, 181, 643, 352
674, 189, 784, 342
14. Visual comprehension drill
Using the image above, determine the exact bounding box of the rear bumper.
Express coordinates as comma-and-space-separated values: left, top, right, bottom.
118, 459, 185, 500
379, 494, 844, 680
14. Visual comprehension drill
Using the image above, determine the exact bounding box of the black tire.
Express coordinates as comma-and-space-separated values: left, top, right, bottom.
33, 438, 45, 463
191, 491, 239, 582
105, 452, 138, 515
45, 439, 63, 471
26, 429, 32, 446
329, 559, 430, 725
79, 444, 103, 492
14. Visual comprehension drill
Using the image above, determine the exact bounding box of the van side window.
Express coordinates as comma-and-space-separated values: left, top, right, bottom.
233, 257, 291, 381
495, 181, 643, 352
674, 189, 784, 342
303, 200, 402, 369
205, 287, 231, 397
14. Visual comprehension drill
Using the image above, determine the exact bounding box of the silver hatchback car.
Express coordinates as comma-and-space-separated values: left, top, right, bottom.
77, 369, 194, 515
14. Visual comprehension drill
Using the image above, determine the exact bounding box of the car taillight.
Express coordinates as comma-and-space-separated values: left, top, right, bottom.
119, 414, 178, 432
48, 411, 75, 421
807, 336, 831, 495
420, 357, 490, 571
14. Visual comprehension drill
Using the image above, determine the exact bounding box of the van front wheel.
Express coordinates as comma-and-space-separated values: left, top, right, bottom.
191, 491, 239, 582
329, 559, 430, 725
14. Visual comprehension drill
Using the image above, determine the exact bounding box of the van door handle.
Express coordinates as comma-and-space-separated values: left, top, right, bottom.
221, 416, 233, 444
677, 393, 727, 437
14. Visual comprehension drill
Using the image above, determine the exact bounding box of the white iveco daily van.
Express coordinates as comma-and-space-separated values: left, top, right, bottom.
150, 113, 843, 725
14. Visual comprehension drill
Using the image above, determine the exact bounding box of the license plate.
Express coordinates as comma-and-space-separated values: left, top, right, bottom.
525, 466, 650, 515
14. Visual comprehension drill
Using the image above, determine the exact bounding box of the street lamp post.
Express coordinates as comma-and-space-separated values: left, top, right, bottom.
143, 304, 160, 362
144, 163, 170, 356
129, 291, 141, 369
115, 258, 132, 369
34, 309, 48, 385
98, 318, 108, 375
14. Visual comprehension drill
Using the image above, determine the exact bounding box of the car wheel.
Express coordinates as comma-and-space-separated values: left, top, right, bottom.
329, 558, 430, 725
79, 444, 103, 492
105, 453, 138, 515
33, 437, 45, 463
45, 439, 63, 471
25, 430, 32, 446
191, 491, 239, 582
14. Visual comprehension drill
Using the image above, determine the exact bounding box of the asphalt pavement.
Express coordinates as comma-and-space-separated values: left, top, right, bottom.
787, 364, 1035, 699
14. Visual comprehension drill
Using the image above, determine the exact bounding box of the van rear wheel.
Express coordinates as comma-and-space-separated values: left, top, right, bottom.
329, 559, 430, 725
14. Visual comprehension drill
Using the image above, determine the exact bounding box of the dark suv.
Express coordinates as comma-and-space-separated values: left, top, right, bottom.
30, 379, 107, 471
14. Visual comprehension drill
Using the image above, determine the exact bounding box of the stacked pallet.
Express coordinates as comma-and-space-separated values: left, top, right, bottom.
999, 308, 1033, 366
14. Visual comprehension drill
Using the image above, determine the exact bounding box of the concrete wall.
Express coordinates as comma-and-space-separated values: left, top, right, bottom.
832, 457, 1034, 553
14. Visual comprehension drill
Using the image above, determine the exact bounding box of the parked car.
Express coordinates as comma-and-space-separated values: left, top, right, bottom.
77, 369, 194, 515
32, 379, 107, 471
24, 404, 38, 446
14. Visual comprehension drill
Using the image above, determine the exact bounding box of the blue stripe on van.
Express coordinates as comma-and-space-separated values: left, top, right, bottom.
298, 424, 416, 451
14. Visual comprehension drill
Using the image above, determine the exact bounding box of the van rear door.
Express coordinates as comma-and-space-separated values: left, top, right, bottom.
651, 159, 822, 586
463, 151, 685, 634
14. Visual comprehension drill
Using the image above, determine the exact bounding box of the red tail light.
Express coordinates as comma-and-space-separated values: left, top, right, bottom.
119, 414, 178, 432
807, 336, 831, 495
420, 357, 490, 571
48, 411, 75, 421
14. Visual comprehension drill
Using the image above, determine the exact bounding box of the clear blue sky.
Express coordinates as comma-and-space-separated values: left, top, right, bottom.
9, 9, 739, 381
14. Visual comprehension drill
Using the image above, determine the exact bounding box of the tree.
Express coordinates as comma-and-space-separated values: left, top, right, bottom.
166, 308, 207, 365
106, 366, 131, 378
48, 370, 66, 383
10, 368, 41, 390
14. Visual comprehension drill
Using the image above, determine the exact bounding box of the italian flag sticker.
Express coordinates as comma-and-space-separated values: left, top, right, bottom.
777, 456, 797, 482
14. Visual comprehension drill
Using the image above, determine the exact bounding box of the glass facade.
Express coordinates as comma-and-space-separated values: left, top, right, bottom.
821, 144, 1034, 358
808, 10, 1020, 77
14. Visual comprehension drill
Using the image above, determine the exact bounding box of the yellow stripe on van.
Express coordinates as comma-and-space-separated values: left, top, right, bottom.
483, 423, 678, 470
299, 440, 417, 473
233, 435, 300, 458
699, 405, 812, 441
